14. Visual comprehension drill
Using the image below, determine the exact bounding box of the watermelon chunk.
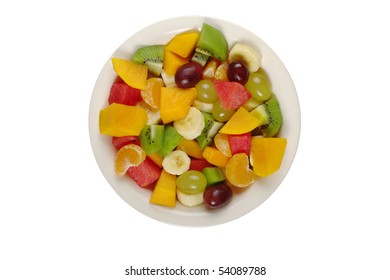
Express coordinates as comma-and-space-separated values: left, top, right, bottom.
127, 157, 162, 189
189, 158, 214, 172
108, 82, 142, 106
228, 132, 251, 155
213, 80, 251, 110
112, 136, 140, 150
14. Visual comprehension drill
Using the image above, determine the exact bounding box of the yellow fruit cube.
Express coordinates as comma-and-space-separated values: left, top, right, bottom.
250, 137, 287, 177
160, 87, 197, 124
163, 49, 189, 76
165, 30, 200, 58
99, 103, 147, 136
176, 139, 203, 159
202, 147, 230, 168
150, 170, 176, 207
219, 107, 261, 134
112, 58, 148, 89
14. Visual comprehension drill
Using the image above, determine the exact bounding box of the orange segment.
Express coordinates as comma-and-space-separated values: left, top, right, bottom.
99, 103, 148, 136
202, 146, 230, 167
214, 133, 232, 157
214, 62, 228, 81
225, 153, 257, 188
202, 58, 219, 79
112, 58, 148, 89
141, 77, 164, 109
219, 107, 261, 135
250, 137, 287, 177
115, 144, 146, 175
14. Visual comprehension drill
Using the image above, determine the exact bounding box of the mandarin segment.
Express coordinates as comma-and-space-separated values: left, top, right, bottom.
141, 77, 164, 109
115, 144, 146, 176
202, 146, 230, 168
225, 153, 257, 188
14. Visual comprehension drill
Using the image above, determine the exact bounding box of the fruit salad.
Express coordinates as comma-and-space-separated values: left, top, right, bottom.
99, 23, 287, 209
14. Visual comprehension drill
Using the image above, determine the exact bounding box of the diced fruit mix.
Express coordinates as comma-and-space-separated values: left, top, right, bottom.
99, 23, 287, 209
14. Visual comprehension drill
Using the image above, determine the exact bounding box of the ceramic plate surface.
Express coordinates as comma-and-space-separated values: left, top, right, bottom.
89, 16, 300, 227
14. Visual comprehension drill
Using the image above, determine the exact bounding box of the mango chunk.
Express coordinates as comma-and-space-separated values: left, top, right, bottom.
250, 137, 287, 177
163, 49, 189, 76
150, 170, 176, 207
160, 87, 197, 124
165, 30, 200, 58
99, 103, 147, 136
112, 58, 148, 89
219, 107, 261, 134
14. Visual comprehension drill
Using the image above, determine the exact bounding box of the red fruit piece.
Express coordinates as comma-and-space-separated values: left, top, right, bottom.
112, 136, 140, 150
228, 132, 251, 155
213, 80, 251, 110
108, 82, 142, 106
127, 157, 162, 189
189, 158, 214, 172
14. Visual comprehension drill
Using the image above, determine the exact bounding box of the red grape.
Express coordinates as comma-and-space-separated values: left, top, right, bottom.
175, 62, 203, 88
227, 60, 249, 85
203, 183, 233, 208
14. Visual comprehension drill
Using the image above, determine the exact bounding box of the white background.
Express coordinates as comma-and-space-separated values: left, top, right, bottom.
1, 0, 389, 279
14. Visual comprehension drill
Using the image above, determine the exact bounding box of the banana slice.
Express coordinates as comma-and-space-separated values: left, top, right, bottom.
162, 150, 190, 175
228, 43, 261, 72
177, 189, 204, 207
173, 107, 205, 140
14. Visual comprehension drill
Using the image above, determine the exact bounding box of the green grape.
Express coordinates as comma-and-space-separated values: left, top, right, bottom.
245, 72, 271, 102
195, 80, 218, 103
176, 170, 207, 194
212, 100, 236, 122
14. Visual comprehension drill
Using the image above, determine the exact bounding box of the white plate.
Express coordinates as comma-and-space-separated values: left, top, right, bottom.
89, 16, 300, 227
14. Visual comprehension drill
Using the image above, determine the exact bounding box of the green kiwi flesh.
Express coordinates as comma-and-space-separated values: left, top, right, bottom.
203, 167, 225, 185
139, 125, 164, 155
132, 45, 164, 76
196, 112, 223, 149
158, 125, 183, 157
261, 96, 283, 137
197, 23, 228, 61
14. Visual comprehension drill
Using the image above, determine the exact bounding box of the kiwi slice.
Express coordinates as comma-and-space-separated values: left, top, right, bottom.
158, 125, 183, 157
191, 48, 210, 67
260, 96, 283, 137
139, 125, 165, 155
203, 167, 225, 185
132, 45, 164, 76
196, 23, 228, 61
196, 112, 223, 149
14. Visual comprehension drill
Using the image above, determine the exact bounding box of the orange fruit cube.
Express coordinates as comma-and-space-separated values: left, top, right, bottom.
112, 58, 148, 89
165, 30, 200, 58
99, 103, 147, 136
219, 107, 261, 134
250, 137, 287, 177
163, 49, 189, 75
160, 87, 197, 124
150, 170, 176, 207
202, 147, 230, 168
176, 139, 204, 159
